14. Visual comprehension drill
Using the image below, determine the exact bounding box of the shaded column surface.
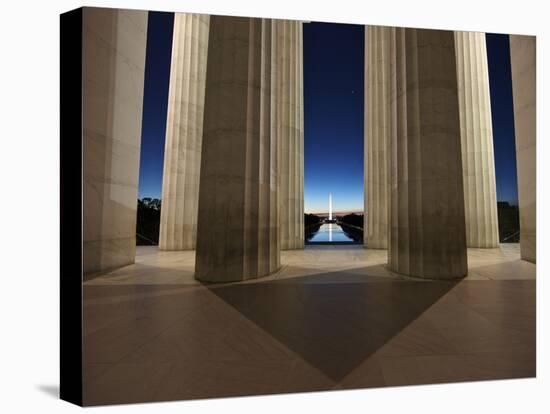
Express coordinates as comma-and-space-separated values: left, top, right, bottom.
82, 8, 148, 276
389, 28, 467, 279
274, 20, 304, 250
455, 32, 499, 247
159, 13, 209, 250
195, 17, 279, 282
510, 35, 536, 263
364, 26, 391, 248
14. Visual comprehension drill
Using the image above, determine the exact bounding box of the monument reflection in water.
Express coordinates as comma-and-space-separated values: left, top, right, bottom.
307, 193, 357, 243
308, 223, 355, 242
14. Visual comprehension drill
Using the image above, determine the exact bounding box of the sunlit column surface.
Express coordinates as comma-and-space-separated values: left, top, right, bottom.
159, 13, 210, 251
195, 16, 280, 282
388, 28, 467, 279
274, 20, 304, 250
454, 31, 499, 247
364, 26, 391, 248
82, 8, 148, 276
509, 35, 536, 263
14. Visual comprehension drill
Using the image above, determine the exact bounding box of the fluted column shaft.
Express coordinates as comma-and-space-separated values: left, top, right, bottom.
82, 8, 148, 275
364, 26, 391, 248
455, 32, 499, 247
274, 20, 304, 250
509, 35, 536, 263
159, 14, 209, 250
389, 28, 467, 279
195, 17, 279, 282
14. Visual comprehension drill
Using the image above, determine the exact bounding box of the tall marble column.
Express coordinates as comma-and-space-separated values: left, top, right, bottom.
364, 26, 391, 248
82, 8, 148, 276
388, 28, 467, 279
455, 32, 499, 248
195, 17, 280, 282
274, 20, 304, 250
159, 13, 209, 251
510, 35, 536, 263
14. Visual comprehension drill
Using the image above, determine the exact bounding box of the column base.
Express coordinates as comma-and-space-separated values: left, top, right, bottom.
387, 264, 467, 281
195, 265, 282, 284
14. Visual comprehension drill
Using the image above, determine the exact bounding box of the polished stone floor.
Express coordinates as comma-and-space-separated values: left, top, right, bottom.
83, 244, 535, 406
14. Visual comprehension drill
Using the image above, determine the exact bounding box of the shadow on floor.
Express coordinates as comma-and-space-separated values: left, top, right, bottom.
206, 268, 458, 382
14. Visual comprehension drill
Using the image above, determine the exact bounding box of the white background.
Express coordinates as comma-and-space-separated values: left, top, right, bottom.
0, 0, 547, 412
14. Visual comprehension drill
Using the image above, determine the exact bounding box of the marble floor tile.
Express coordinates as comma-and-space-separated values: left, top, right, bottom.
82, 244, 535, 405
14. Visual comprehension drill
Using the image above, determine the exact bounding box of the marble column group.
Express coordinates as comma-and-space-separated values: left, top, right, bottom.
388, 28, 467, 279
158, 14, 210, 251
364, 26, 536, 278
195, 17, 280, 282
276, 21, 305, 251
455, 32, 499, 249
82, 8, 148, 275
82, 8, 535, 281
160, 15, 305, 282
509, 35, 536, 264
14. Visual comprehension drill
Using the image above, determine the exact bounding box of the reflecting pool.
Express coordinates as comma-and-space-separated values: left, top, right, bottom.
307, 223, 356, 243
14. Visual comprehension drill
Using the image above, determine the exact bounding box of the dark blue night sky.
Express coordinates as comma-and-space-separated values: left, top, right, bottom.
138, 14, 518, 210
138, 12, 174, 199
303, 22, 365, 213
486, 33, 519, 204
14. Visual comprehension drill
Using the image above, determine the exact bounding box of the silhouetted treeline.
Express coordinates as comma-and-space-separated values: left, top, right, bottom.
136, 198, 161, 245
304, 213, 322, 227
304, 213, 322, 241
497, 201, 519, 243
338, 213, 363, 229
337, 213, 363, 242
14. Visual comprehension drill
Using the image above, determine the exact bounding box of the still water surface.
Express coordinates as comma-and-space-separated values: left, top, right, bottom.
308, 223, 355, 243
